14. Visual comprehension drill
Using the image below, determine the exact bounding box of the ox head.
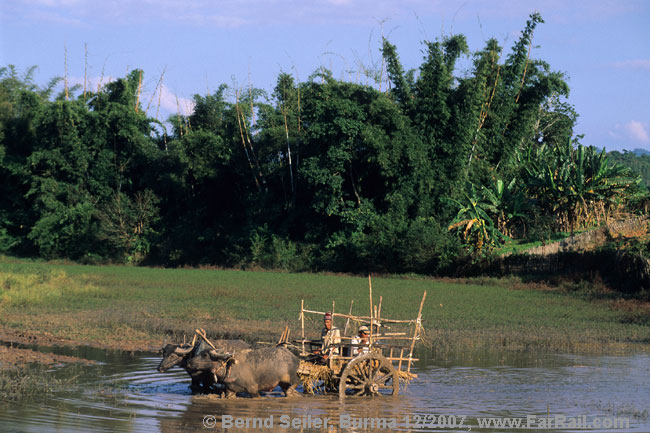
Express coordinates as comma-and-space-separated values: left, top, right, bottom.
157, 343, 195, 372
202, 350, 239, 382
204, 350, 237, 365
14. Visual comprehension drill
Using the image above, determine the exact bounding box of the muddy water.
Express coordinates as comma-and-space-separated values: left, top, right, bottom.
1, 346, 649, 432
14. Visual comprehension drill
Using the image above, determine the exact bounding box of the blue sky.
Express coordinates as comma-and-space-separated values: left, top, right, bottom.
1, 0, 649, 151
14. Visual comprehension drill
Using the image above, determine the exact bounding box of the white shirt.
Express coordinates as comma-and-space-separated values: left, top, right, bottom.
350, 336, 369, 356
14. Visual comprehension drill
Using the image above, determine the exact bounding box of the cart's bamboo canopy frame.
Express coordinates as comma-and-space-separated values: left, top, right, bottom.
298, 276, 426, 374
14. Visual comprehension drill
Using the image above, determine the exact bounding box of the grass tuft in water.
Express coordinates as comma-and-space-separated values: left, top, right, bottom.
0, 364, 81, 401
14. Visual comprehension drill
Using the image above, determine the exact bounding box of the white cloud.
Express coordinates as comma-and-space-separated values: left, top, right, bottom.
624, 120, 650, 143
611, 59, 650, 72
610, 120, 650, 145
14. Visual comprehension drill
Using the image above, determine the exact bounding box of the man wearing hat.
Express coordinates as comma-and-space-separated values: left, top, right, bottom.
315, 312, 340, 362
351, 325, 370, 356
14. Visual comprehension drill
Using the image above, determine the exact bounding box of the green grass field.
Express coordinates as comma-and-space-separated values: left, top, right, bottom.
1, 256, 648, 354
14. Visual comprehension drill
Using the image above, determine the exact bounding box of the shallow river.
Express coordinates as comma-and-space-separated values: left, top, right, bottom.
1, 345, 649, 432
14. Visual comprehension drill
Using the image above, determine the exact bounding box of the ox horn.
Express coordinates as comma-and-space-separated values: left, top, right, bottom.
174, 344, 194, 355
208, 349, 233, 361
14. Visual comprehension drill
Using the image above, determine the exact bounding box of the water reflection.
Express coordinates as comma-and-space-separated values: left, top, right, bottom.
0, 348, 648, 432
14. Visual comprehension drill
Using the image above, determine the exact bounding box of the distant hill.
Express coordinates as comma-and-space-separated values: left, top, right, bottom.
631, 148, 650, 156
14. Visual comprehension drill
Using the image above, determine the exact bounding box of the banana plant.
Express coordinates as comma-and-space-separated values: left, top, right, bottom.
481, 177, 528, 237
447, 182, 508, 254
521, 140, 639, 231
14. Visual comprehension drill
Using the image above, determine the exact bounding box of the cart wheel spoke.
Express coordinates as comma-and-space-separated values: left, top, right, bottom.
363, 362, 373, 379
374, 372, 388, 384
339, 353, 400, 400
357, 363, 367, 379
348, 373, 364, 384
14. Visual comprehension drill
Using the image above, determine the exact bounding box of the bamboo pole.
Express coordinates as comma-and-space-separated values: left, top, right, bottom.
175, 94, 183, 137
407, 291, 427, 373
278, 325, 290, 344
235, 89, 261, 192
155, 77, 164, 122
384, 356, 419, 362
325, 355, 418, 362
300, 308, 417, 324
98, 57, 106, 93
240, 102, 263, 185
330, 300, 337, 359
282, 83, 295, 197
343, 300, 354, 336
398, 347, 404, 372
368, 275, 373, 346
248, 64, 255, 125
296, 336, 414, 343
300, 299, 305, 355
297, 79, 301, 133
366, 335, 419, 340
64, 42, 69, 101
195, 328, 217, 351
135, 70, 143, 113
377, 295, 383, 323
146, 66, 166, 114
184, 99, 192, 131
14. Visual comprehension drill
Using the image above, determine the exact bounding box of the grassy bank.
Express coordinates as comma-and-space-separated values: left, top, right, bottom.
0, 257, 649, 354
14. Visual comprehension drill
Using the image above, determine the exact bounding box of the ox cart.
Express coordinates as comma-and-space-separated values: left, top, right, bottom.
294, 277, 426, 400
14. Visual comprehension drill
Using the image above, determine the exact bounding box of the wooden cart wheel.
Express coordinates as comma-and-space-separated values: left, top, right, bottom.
339, 352, 398, 399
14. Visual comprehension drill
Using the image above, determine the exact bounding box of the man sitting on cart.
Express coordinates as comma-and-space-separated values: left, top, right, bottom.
314, 312, 340, 364
350, 325, 370, 356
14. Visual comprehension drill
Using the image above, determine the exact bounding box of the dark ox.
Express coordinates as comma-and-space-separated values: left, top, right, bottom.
198, 346, 301, 398
158, 339, 251, 393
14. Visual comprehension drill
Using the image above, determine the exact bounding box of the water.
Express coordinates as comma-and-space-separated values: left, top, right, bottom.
1, 345, 649, 432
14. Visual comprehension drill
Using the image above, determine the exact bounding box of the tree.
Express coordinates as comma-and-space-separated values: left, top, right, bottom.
0, 66, 60, 253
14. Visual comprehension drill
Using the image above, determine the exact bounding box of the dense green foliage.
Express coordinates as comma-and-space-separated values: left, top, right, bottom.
609, 150, 650, 189
0, 15, 644, 272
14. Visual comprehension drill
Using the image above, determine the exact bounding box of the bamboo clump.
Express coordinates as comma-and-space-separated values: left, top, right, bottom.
234, 88, 262, 192
146, 66, 166, 117
135, 70, 143, 113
